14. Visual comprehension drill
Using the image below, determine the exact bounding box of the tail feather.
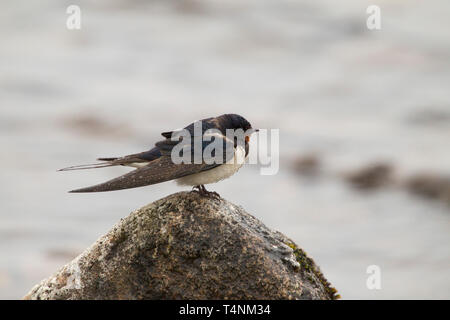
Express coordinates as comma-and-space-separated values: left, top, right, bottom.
97, 157, 118, 161
58, 162, 115, 171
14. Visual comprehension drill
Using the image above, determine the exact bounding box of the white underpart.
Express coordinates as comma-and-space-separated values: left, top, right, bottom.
176, 145, 246, 186
125, 162, 150, 168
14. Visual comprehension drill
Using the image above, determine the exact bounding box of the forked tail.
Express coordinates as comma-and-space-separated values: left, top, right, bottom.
58, 161, 115, 171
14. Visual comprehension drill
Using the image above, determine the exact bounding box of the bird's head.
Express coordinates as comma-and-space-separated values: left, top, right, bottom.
219, 114, 259, 142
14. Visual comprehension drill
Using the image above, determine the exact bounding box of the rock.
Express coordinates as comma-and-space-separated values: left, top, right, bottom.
405, 173, 450, 205
345, 162, 394, 190
24, 192, 339, 300
407, 109, 450, 126
292, 153, 321, 176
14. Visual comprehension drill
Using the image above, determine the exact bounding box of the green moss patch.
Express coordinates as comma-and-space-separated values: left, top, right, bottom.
286, 242, 340, 300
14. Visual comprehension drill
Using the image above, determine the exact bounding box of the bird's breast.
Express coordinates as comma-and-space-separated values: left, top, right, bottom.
176, 145, 246, 186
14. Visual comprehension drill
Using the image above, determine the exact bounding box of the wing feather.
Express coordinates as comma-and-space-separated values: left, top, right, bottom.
69, 156, 214, 193
66, 123, 237, 192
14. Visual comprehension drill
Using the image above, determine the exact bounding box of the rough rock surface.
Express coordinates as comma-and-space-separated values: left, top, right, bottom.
24, 192, 339, 300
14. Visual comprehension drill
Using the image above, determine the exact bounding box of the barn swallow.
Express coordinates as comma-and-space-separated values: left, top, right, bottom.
59, 114, 258, 197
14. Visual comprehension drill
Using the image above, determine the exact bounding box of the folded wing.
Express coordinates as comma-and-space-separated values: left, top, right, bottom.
69, 134, 235, 192
69, 156, 214, 192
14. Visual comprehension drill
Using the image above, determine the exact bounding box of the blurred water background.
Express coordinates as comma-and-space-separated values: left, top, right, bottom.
1, 0, 450, 299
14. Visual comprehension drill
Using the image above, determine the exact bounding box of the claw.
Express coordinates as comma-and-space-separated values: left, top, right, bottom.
191, 185, 220, 199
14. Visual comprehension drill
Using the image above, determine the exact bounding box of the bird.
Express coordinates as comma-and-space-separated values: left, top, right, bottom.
59, 113, 258, 197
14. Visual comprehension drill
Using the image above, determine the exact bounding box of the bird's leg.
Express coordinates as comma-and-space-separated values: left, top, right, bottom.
192, 185, 202, 194
191, 185, 220, 198
199, 185, 220, 198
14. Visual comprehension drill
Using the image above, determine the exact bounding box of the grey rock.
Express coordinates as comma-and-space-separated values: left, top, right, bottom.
24, 192, 339, 300
345, 162, 394, 190
405, 173, 450, 205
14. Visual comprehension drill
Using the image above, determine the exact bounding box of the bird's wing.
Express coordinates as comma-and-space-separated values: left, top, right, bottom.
69, 135, 236, 193
155, 130, 234, 161
69, 156, 211, 193
160, 116, 217, 139
58, 148, 161, 171
99, 148, 162, 163
60, 117, 221, 171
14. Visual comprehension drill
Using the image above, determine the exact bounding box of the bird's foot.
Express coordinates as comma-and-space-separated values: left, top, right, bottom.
191, 185, 201, 194
191, 185, 220, 199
